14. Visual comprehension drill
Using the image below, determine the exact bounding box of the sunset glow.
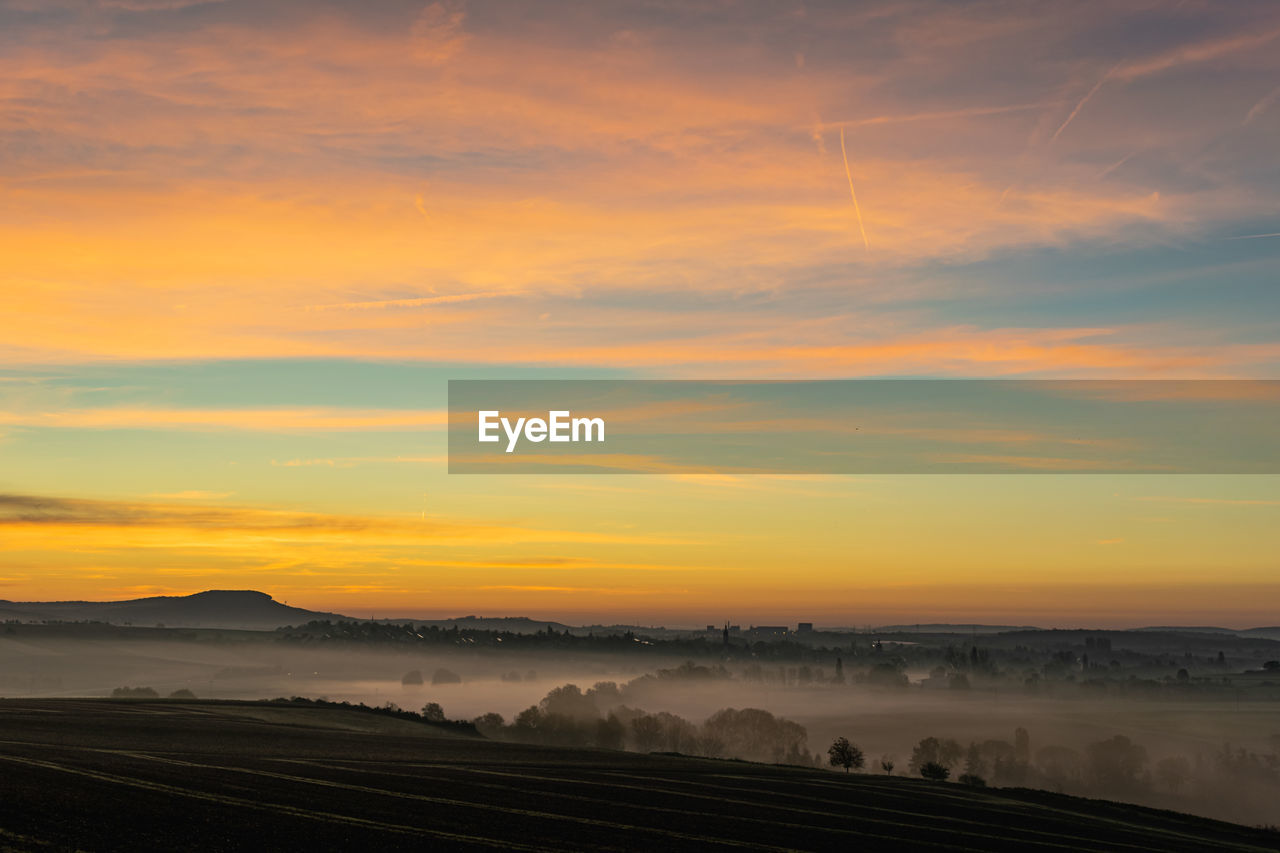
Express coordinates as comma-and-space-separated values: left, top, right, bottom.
2, 0, 1278, 626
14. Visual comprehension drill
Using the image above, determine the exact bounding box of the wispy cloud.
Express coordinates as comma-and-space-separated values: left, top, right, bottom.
1, 1, 1276, 371
2, 0, 1280, 620
271, 456, 444, 467
145, 490, 233, 500
1115, 26, 1280, 81
475, 585, 665, 595
932, 454, 1167, 471
0, 493, 678, 545
0, 407, 447, 431
1130, 496, 1280, 508
306, 292, 519, 311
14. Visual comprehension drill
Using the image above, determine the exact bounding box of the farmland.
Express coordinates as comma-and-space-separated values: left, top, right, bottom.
0, 700, 1277, 852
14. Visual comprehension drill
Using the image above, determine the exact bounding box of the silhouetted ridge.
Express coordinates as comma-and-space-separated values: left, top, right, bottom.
0, 589, 345, 629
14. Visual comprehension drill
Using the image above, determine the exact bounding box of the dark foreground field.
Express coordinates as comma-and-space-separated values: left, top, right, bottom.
0, 700, 1276, 853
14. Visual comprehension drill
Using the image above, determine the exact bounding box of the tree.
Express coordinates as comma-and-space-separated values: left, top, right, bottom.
1014, 727, 1031, 765
701, 707, 811, 765
472, 712, 505, 736
880, 755, 895, 775
698, 733, 726, 759
631, 714, 664, 752
586, 681, 621, 706
1156, 756, 1191, 793
1036, 745, 1083, 790
1086, 735, 1148, 793
431, 668, 462, 685
112, 686, 158, 698
964, 742, 986, 779
909, 737, 962, 775
421, 702, 445, 722
540, 684, 599, 720
866, 662, 909, 687
957, 773, 986, 787
920, 761, 950, 781
595, 713, 625, 750
652, 711, 700, 753
513, 705, 542, 731
827, 737, 864, 773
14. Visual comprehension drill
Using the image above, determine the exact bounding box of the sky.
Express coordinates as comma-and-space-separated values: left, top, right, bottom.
1, 0, 1278, 626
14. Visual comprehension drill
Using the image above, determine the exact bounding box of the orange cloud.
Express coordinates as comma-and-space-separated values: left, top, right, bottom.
3, 4, 1276, 372
0, 493, 675, 548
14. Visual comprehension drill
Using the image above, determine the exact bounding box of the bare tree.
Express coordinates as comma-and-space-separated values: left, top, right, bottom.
631, 715, 664, 752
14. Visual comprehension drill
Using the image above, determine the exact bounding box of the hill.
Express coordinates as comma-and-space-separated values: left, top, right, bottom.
0, 589, 345, 630
0, 699, 1276, 852
377, 615, 711, 639
870, 623, 1041, 634
985, 628, 1280, 655
1136, 626, 1241, 635
382, 615, 577, 634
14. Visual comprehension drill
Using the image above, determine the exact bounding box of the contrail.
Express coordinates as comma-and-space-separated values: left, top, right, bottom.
1050, 69, 1113, 143
1224, 231, 1280, 240
1098, 149, 1140, 179
1244, 84, 1280, 125
815, 100, 1049, 130
839, 126, 869, 250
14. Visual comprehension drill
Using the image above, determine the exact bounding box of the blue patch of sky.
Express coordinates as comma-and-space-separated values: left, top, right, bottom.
0, 360, 635, 410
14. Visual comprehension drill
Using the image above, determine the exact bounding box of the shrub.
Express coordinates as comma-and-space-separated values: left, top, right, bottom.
920, 761, 951, 781
111, 686, 159, 698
